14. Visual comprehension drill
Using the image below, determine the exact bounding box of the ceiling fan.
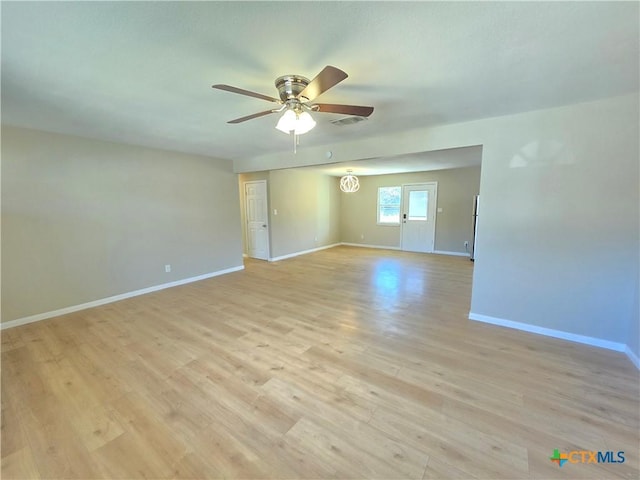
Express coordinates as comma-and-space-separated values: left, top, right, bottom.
211, 66, 374, 136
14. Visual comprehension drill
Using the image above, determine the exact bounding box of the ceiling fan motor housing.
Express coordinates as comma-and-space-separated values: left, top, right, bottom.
275, 75, 310, 102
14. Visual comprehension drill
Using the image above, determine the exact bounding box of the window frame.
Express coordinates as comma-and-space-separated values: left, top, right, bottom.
377, 186, 402, 226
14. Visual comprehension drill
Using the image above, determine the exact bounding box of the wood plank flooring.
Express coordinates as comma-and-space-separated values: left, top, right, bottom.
2, 246, 638, 479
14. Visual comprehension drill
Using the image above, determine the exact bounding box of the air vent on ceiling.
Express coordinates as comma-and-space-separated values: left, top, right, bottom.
330, 116, 368, 127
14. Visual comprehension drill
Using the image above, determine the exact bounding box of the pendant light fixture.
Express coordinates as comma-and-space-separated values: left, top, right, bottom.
340, 170, 360, 193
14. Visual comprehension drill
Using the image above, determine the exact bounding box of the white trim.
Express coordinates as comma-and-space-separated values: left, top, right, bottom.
341, 244, 468, 256
269, 243, 341, 262
433, 250, 470, 257
468, 312, 626, 352
340, 242, 401, 251
624, 345, 640, 370
1, 265, 245, 330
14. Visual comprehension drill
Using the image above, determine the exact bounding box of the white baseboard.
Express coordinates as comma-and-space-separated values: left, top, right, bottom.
340, 242, 401, 251
433, 250, 470, 257
624, 345, 640, 370
340, 244, 468, 257
468, 312, 627, 352
1, 265, 245, 330
269, 243, 341, 262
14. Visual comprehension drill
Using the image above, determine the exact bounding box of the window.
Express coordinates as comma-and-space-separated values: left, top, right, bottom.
377, 186, 401, 224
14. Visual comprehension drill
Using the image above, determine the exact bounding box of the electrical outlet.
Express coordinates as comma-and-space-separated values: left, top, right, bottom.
165, 264, 171, 273
360, 234, 365, 240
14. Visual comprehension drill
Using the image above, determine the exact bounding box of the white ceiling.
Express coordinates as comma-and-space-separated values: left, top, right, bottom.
2, 2, 638, 166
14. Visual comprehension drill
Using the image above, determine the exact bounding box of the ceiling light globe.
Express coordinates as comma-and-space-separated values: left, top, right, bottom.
275, 109, 297, 134
294, 111, 316, 135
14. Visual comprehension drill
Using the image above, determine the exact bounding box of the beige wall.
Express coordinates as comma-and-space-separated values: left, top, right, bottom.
2, 126, 243, 323
238, 169, 341, 259
268, 169, 341, 259
340, 167, 481, 253
469, 94, 638, 348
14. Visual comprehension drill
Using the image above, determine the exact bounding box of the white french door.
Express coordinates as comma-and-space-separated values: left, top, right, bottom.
244, 180, 270, 260
401, 182, 437, 253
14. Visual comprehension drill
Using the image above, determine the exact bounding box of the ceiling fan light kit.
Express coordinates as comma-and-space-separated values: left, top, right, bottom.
275, 109, 316, 135
212, 66, 373, 151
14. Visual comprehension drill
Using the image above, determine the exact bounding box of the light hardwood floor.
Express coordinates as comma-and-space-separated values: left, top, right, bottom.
2, 246, 638, 479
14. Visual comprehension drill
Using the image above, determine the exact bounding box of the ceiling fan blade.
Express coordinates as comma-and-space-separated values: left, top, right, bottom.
228, 110, 277, 124
314, 103, 374, 117
212, 84, 280, 103
298, 66, 348, 101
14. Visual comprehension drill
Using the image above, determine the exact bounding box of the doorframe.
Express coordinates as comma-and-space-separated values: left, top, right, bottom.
400, 182, 438, 253
243, 180, 270, 260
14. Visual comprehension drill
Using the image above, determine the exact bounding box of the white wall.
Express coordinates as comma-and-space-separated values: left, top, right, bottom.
2, 126, 244, 323
235, 93, 639, 360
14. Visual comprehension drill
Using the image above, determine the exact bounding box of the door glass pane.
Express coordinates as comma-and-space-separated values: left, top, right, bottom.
408, 190, 428, 220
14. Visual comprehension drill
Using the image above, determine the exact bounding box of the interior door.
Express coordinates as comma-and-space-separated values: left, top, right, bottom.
244, 180, 270, 260
401, 183, 437, 253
